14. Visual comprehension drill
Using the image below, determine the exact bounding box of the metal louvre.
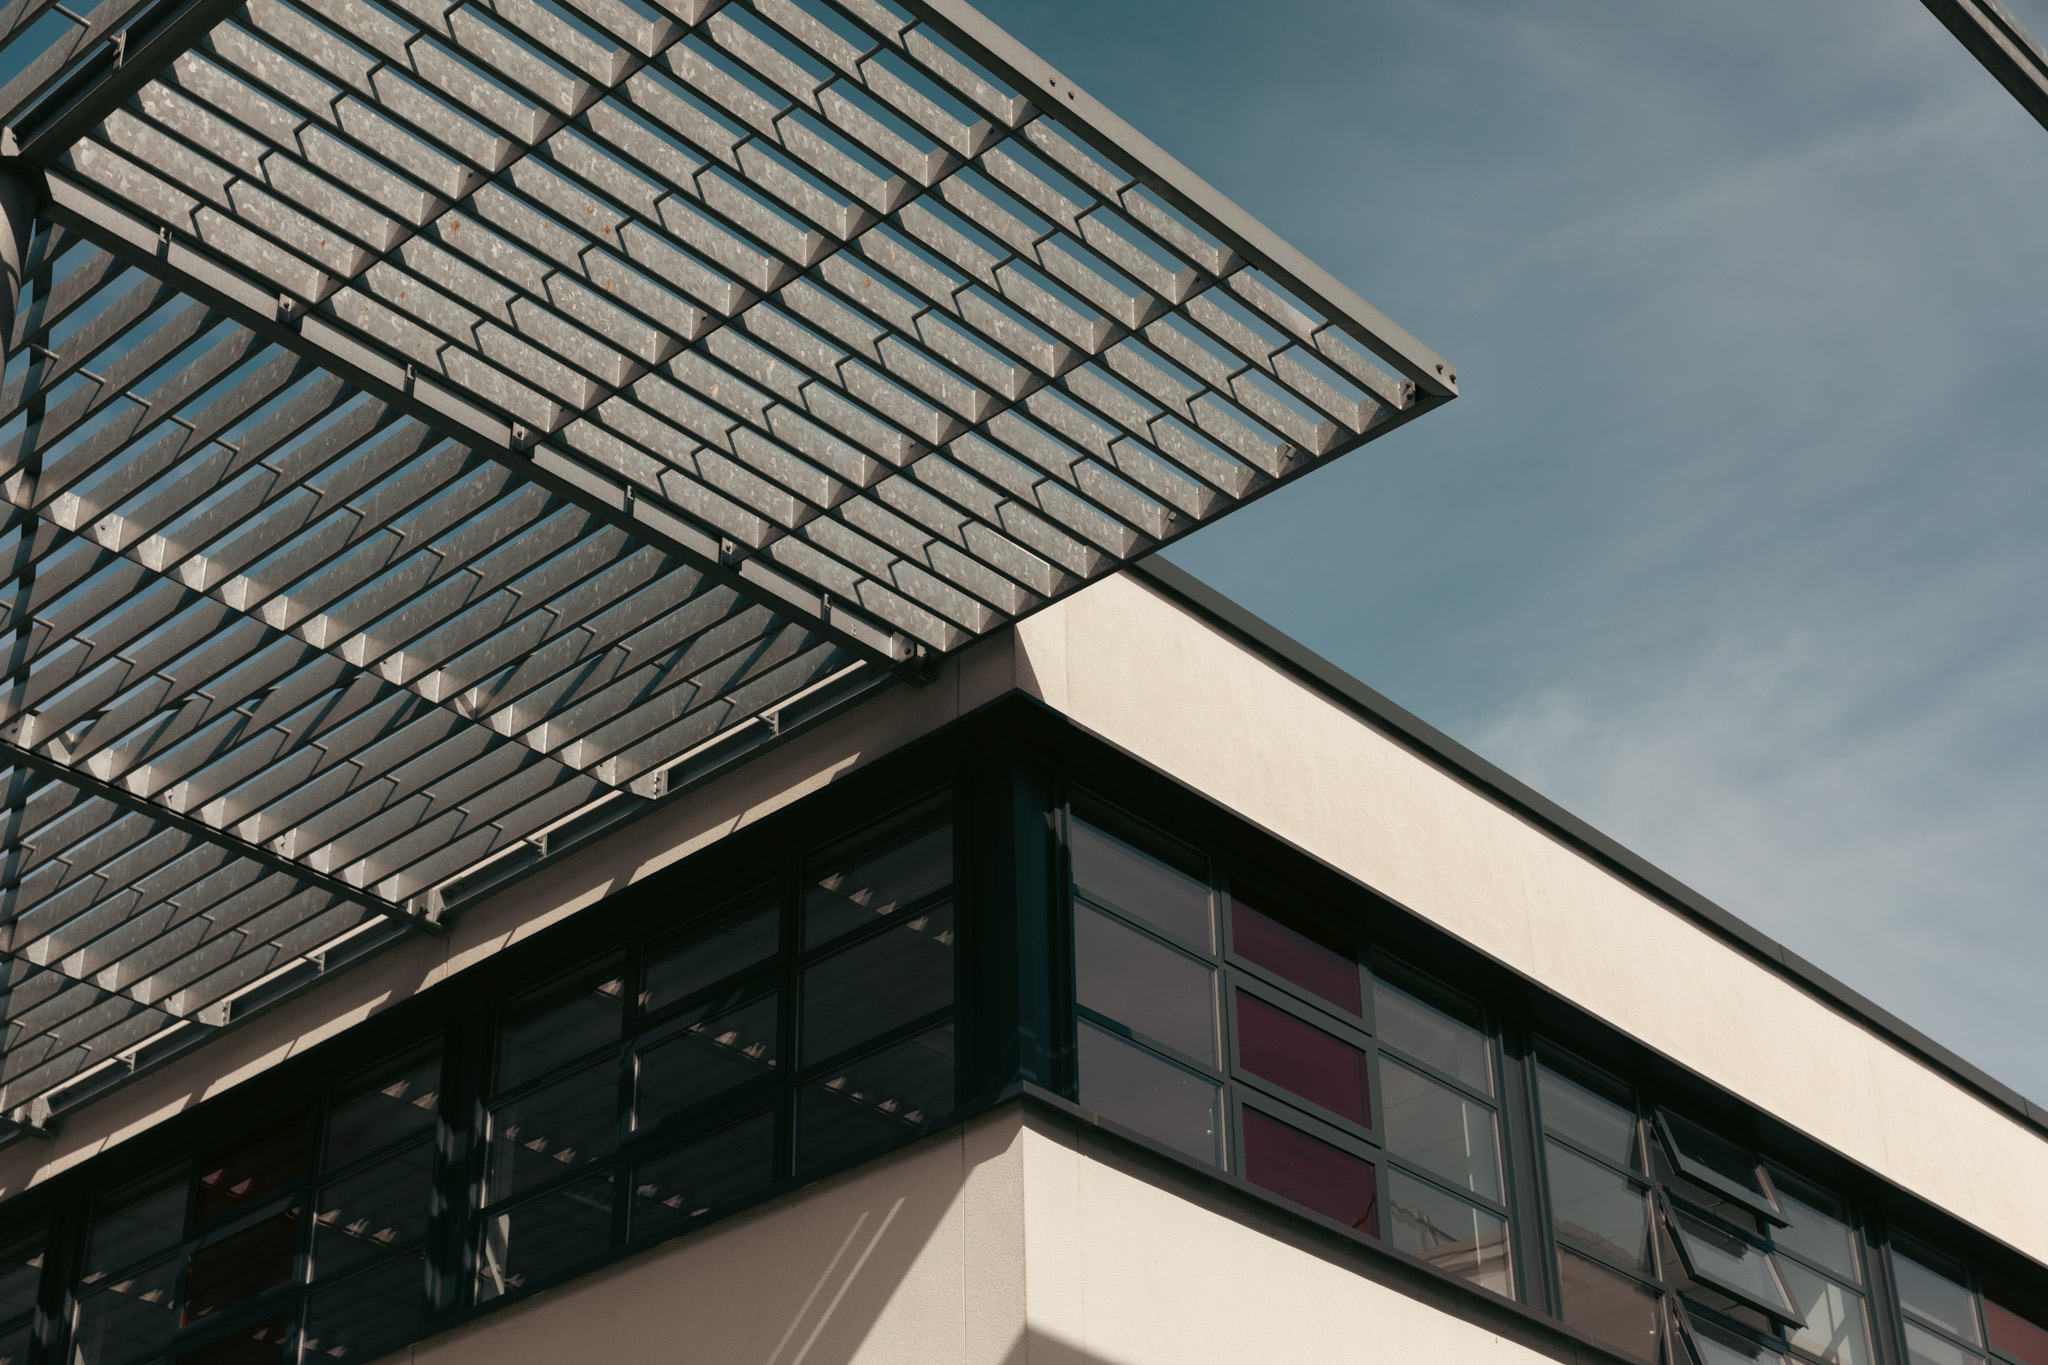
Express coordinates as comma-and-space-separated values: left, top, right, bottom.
0, 0, 1456, 1132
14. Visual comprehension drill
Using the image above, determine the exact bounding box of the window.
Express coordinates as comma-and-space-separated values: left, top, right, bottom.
1770, 1171, 1872, 1365
475, 792, 958, 1304
69, 1053, 439, 1365
1886, 1240, 2048, 1365
0, 1236, 40, 1365
1064, 798, 1511, 1296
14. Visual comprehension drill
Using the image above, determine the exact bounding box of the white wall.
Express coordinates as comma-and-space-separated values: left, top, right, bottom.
371, 1104, 1554, 1365
1019, 573, 2048, 1265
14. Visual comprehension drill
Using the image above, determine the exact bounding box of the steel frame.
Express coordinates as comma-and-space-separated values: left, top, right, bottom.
0, 0, 1458, 1129
1918, 0, 2048, 133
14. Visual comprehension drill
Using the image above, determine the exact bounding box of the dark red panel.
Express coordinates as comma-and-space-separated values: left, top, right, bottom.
184, 1209, 300, 1324
1242, 1107, 1378, 1234
1230, 891, 1359, 1014
197, 1117, 310, 1223
1236, 991, 1370, 1127
1989, 1292, 2048, 1365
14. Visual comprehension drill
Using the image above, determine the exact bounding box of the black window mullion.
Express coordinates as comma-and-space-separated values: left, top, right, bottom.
1498, 1023, 1553, 1314
432, 1005, 490, 1318
28, 1195, 82, 1365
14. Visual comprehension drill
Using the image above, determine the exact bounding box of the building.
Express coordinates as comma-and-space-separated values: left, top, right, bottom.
0, 1, 2044, 1364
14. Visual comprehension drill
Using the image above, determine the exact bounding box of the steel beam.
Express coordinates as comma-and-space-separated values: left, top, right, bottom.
1920, 0, 2048, 132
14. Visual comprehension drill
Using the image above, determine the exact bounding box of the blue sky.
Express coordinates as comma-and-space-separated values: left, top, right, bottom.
995, 0, 2048, 1099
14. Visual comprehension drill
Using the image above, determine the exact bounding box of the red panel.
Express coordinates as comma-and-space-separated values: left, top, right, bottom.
1989, 1292, 2048, 1365
1230, 891, 1360, 1014
1236, 991, 1371, 1127
1242, 1107, 1378, 1234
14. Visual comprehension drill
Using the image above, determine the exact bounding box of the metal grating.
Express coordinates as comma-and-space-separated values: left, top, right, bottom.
0, 0, 1457, 1134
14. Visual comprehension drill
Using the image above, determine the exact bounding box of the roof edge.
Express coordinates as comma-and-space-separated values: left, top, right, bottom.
1126, 555, 2048, 1141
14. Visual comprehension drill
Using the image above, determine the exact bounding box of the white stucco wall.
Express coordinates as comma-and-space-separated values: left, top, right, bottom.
1018, 573, 2048, 1266
373, 1104, 1552, 1365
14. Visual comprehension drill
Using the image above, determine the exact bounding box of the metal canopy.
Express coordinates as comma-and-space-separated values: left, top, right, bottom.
0, 0, 1456, 1134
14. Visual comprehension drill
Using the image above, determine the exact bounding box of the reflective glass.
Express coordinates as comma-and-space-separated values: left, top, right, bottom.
1662, 1112, 1777, 1214
487, 1061, 618, 1202
637, 990, 781, 1128
0, 1323, 25, 1365
177, 1312, 287, 1365
84, 1182, 185, 1283
311, 1141, 433, 1281
183, 1207, 300, 1323
0, 1237, 42, 1325
631, 1110, 777, 1239
1076, 1022, 1220, 1167
1373, 976, 1490, 1095
1234, 992, 1368, 1126
1774, 1179, 1860, 1282
1075, 904, 1216, 1064
1987, 1291, 2048, 1365
1069, 817, 1212, 949
196, 1118, 308, 1223
1387, 1170, 1510, 1295
801, 906, 954, 1064
1538, 1062, 1638, 1168
301, 1253, 425, 1364
1895, 1249, 1982, 1345
1689, 1320, 1790, 1365
324, 1057, 439, 1170
71, 1259, 177, 1365
475, 1173, 614, 1303
495, 967, 625, 1092
643, 894, 780, 1014
1382, 1058, 1500, 1201
1556, 1248, 1661, 1364
1241, 1107, 1378, 1234
1545, 1140, 1650, 1271
1780, 1258, 1872, 1365
1669, 1206, 1794, 1315
1904, 1320, 1985, 1365
1229, 889, 1359, 1014
798, 1022, 955, 1169
805, 810, 951, 945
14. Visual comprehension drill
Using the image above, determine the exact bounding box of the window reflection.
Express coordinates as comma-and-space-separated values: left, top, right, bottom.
1546, 1141, 1651, 1272
1070, 817, 1212, 950
805, 802, 951, 945
1388, 1170, 1510, 1295
1780, 1258, 1872, 1365
1557, 1249, 1661, 1364
1537, 1063, 1638, 1169
1075, 904, 1216, 1064
1382, 1057, 1499, 1201
1372, 974, 1490, 1095
1076, 1022, 1219, 1167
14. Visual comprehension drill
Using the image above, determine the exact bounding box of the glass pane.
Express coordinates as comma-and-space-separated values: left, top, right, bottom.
797, 1022, 955, 1169
1372, 976, 1491, 1095
1076, 1021, 1220, 1167
1545, 1140, 1650, 1271
1987, 1291, 2048, 1365
301, 1253, 424, 1364
0, 1323, 27, 1365
1662, 1112, 1778, 1214
1689, 1319, 1790, 1365
1669, 1206, 1794, 1315
324, 1057, 439, 1170
1234, 992, 1368, 1126
71, 1259, 177, 1365
1241, 1107, 1377, 1234
800, 905, 954, 1064
183, 1207, 300, 1323
176, 1313, 287, 1365
1556, 1248, 1660, 1364
1538, 1062, 1638, 1168
0, 1237, 42, 1325
311, 1141, 432, 1281
1774, 1179, 1860, 1283
496, 966, 625, 1092
631, 1110, 777, 1239
1904, 1320, 1985, 1365
636, 990, 781, 1130
643, 894, 780, 1014
487, 1061, 618, 1203
196, 1117, 309, 1224
1387, 1170, 1510, 1295
1382, 1057, 1500, 1201
1229, 889, 1359, 1014
805, 810, 951, 945
1780, 1259, 1872, 1365
1895, 1249, 1982, 1345
1075, 904, 1216, 1064
1069, 817, 1211, 949
84, 1182, 185, 1283
475, 1173, 614, 1303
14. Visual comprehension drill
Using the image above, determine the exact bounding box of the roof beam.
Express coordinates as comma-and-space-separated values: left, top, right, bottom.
35, 172, 914, 672
1919, 0, 2048, 132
